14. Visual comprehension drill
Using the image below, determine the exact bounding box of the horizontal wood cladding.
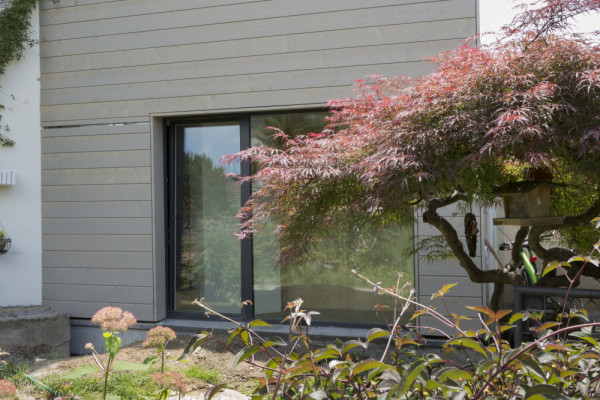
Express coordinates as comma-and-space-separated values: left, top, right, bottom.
39, 0, 433, 25
41, 123, 149, 137
418, 257, 482, 276
44, 283, 153, 303
41, 20, 474, 75
41, 62, 435, 106
41, 38, 462, 91
40, 1, 473, 55
41, 87, 346, 126
42, 218, 152, 235
44, 267, 154, 286
42, 133, 150, 152
43, 299, 154, 321
42, 168, 151, 185
42, 183, 151, 201
43, 234, 153, 252
40, 0, 476, 125
43, 251, 153, 269
43, 201, 152, 218
42, 150, 150, 169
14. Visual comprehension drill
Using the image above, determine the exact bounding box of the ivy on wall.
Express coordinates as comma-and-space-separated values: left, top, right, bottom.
0, 0, 38, 147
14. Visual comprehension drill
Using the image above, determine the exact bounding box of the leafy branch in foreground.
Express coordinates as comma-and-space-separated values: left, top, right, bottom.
180, 234, 600, 399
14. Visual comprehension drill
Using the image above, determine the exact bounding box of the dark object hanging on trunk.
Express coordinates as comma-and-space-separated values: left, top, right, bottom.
464, 212, 478, 257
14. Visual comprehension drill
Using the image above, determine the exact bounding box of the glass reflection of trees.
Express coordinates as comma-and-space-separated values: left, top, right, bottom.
251, 113, 414, 323
178, 152, 240, 310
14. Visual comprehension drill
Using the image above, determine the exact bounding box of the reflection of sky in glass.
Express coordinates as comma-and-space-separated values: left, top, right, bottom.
184, 123, 240, 175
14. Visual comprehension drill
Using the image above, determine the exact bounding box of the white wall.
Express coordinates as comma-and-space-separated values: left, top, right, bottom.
0, 6, 42, 306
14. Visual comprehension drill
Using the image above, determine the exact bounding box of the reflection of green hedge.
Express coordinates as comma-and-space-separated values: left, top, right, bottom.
180, 217, 241, 305
255, 221, 414, 289
179, 152, 241, 306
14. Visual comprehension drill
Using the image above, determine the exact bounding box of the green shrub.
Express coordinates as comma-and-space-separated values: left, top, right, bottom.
180, 229, 600, 399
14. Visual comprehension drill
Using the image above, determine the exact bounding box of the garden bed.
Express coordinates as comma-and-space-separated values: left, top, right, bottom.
9, 334, 261, 399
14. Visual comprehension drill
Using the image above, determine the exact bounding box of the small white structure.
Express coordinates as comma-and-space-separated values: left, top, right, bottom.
0, 6, 42, 307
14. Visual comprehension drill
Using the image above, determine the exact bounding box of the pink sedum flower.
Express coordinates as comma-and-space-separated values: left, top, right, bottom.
143, 326, 176, 348
0, 379, 17, 398
91, 306, 137, 332
152, 371, 188, 394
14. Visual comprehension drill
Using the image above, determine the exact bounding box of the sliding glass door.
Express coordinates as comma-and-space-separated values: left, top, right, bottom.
171, 121, 241, 313
167, 112, 414, 324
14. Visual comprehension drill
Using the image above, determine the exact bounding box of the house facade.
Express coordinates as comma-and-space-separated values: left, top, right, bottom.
37, 0, 490, 341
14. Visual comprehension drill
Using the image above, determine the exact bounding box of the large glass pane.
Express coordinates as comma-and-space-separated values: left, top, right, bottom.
174, 122, 241, 313
251, 113, 414, 324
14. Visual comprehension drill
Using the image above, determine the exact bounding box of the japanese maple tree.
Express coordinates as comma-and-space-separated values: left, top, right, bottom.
228, 0, 600, 308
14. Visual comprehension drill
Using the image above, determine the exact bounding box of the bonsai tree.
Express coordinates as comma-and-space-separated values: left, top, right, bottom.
227, 0, 600, 309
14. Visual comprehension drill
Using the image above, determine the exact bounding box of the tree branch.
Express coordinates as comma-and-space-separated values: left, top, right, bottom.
423, 192, 525, 286
528, 194, 600, 264
511, 227, 530, 269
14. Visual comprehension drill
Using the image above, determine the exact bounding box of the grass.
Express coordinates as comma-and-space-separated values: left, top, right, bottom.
42, 370, 159, 399
182, 365, 220, 385
1, 359, 224, 399
0, 361, 31, 388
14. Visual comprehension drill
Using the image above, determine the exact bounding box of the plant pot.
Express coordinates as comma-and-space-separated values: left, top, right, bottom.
0, 238, 11, 254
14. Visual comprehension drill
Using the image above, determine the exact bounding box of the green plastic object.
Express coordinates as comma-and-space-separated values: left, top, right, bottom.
520, 251, 538, 285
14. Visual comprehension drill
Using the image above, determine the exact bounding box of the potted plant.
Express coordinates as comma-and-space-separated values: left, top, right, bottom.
0, 229, 11, 254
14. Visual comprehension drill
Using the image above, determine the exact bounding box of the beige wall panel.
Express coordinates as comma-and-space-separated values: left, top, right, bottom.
41, 0, 434, 39
42, 150, 150, 170
41, 87, 346, 124
42, 39, 462, 90
417, 235, 482, 258
42, 217, 152, 235
40, 0, 474, 57
43, 201, 152, 218
41, 19, 474, 75
44, 267, 153, 286
418, 258, 481, 276
42, 123, 149, 137
43, 299, 154, 320
43, 234, 153, 252
44, 283, 153, 304
42, 133, 150, 153
41, 0, 424, 27
418, 276, 483, 298
417, 215, 484, 237
42, 184, 151, 202
41, 0, 267, 11
39, 0, 479, 323
42, 167, 151, 185
42, 63, 435, 106
43, 251, 153, 269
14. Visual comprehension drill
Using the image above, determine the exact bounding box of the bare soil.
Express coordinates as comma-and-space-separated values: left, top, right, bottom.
16, 335, 263, 399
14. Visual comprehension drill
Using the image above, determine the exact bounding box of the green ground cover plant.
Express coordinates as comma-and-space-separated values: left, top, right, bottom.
0, 314, 222, 399
179, 221, 600, 399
